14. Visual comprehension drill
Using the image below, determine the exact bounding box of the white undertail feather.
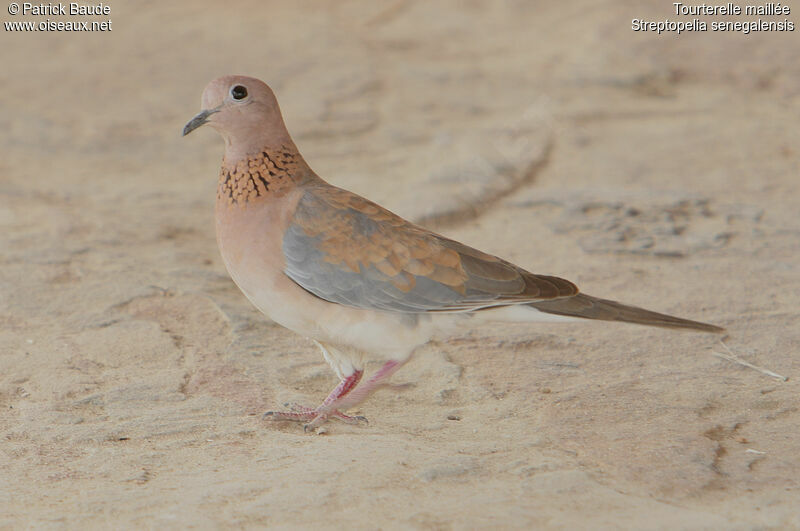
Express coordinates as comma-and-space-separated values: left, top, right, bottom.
477, 304, 583, 324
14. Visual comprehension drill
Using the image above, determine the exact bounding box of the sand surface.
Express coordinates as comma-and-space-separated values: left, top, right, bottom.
1, 1, 799, 528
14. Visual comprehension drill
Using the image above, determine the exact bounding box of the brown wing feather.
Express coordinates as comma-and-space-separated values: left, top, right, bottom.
281, 184, 576, 313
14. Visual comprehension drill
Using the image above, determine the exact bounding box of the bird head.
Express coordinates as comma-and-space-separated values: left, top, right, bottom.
183, 75, 294, 158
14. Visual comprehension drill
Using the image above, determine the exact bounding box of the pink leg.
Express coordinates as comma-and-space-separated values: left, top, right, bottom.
263, 370, 365, 426
327, 360, 407, 411
322, 370, 362, 407
303, 359, 409, 430
264, 359, 410, 431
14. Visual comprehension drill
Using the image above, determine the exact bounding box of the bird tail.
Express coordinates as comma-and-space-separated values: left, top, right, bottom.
529, 293, 724, 333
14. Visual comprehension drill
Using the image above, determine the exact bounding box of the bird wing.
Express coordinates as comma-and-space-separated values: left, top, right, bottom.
281, 184, 577, 313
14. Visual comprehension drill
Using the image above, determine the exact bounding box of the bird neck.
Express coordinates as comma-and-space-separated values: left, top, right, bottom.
217, 145, 319, 206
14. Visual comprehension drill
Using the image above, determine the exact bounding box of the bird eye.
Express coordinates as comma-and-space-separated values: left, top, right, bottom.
231, 85, 248, 100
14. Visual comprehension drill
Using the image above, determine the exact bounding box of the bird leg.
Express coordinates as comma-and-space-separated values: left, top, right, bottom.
263, 369, 366, 426
302, 359, 409, 430
326, 359, 407, 410
264, 359, 409, 430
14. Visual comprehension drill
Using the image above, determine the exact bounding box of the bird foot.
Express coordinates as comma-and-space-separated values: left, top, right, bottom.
263, 404, 368, 431
261, 361, 407, 431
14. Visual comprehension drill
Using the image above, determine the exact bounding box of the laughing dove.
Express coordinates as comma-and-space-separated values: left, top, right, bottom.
183, 75, 723, 430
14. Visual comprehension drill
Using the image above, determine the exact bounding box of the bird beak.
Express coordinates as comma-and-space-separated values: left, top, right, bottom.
182, 107, 220, 136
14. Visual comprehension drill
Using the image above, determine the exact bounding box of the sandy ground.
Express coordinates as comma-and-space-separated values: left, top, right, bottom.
1, 1, 799, 528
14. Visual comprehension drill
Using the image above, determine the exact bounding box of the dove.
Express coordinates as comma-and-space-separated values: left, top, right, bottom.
183, 75, 723, 430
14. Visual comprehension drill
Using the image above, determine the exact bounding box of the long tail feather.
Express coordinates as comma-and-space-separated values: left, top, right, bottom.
530, 293, 724, 333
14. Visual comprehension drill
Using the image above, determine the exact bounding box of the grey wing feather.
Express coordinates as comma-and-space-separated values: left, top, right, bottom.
283, 223, 468, 312
282, 188, 577, 313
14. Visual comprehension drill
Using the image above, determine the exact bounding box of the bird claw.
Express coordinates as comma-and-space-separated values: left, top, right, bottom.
263, 410, 313, 422
287, 402, 315, 413
264, 406, 368, 431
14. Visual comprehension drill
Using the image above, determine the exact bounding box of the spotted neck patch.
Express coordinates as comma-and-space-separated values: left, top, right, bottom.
217, 146, 303, 206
